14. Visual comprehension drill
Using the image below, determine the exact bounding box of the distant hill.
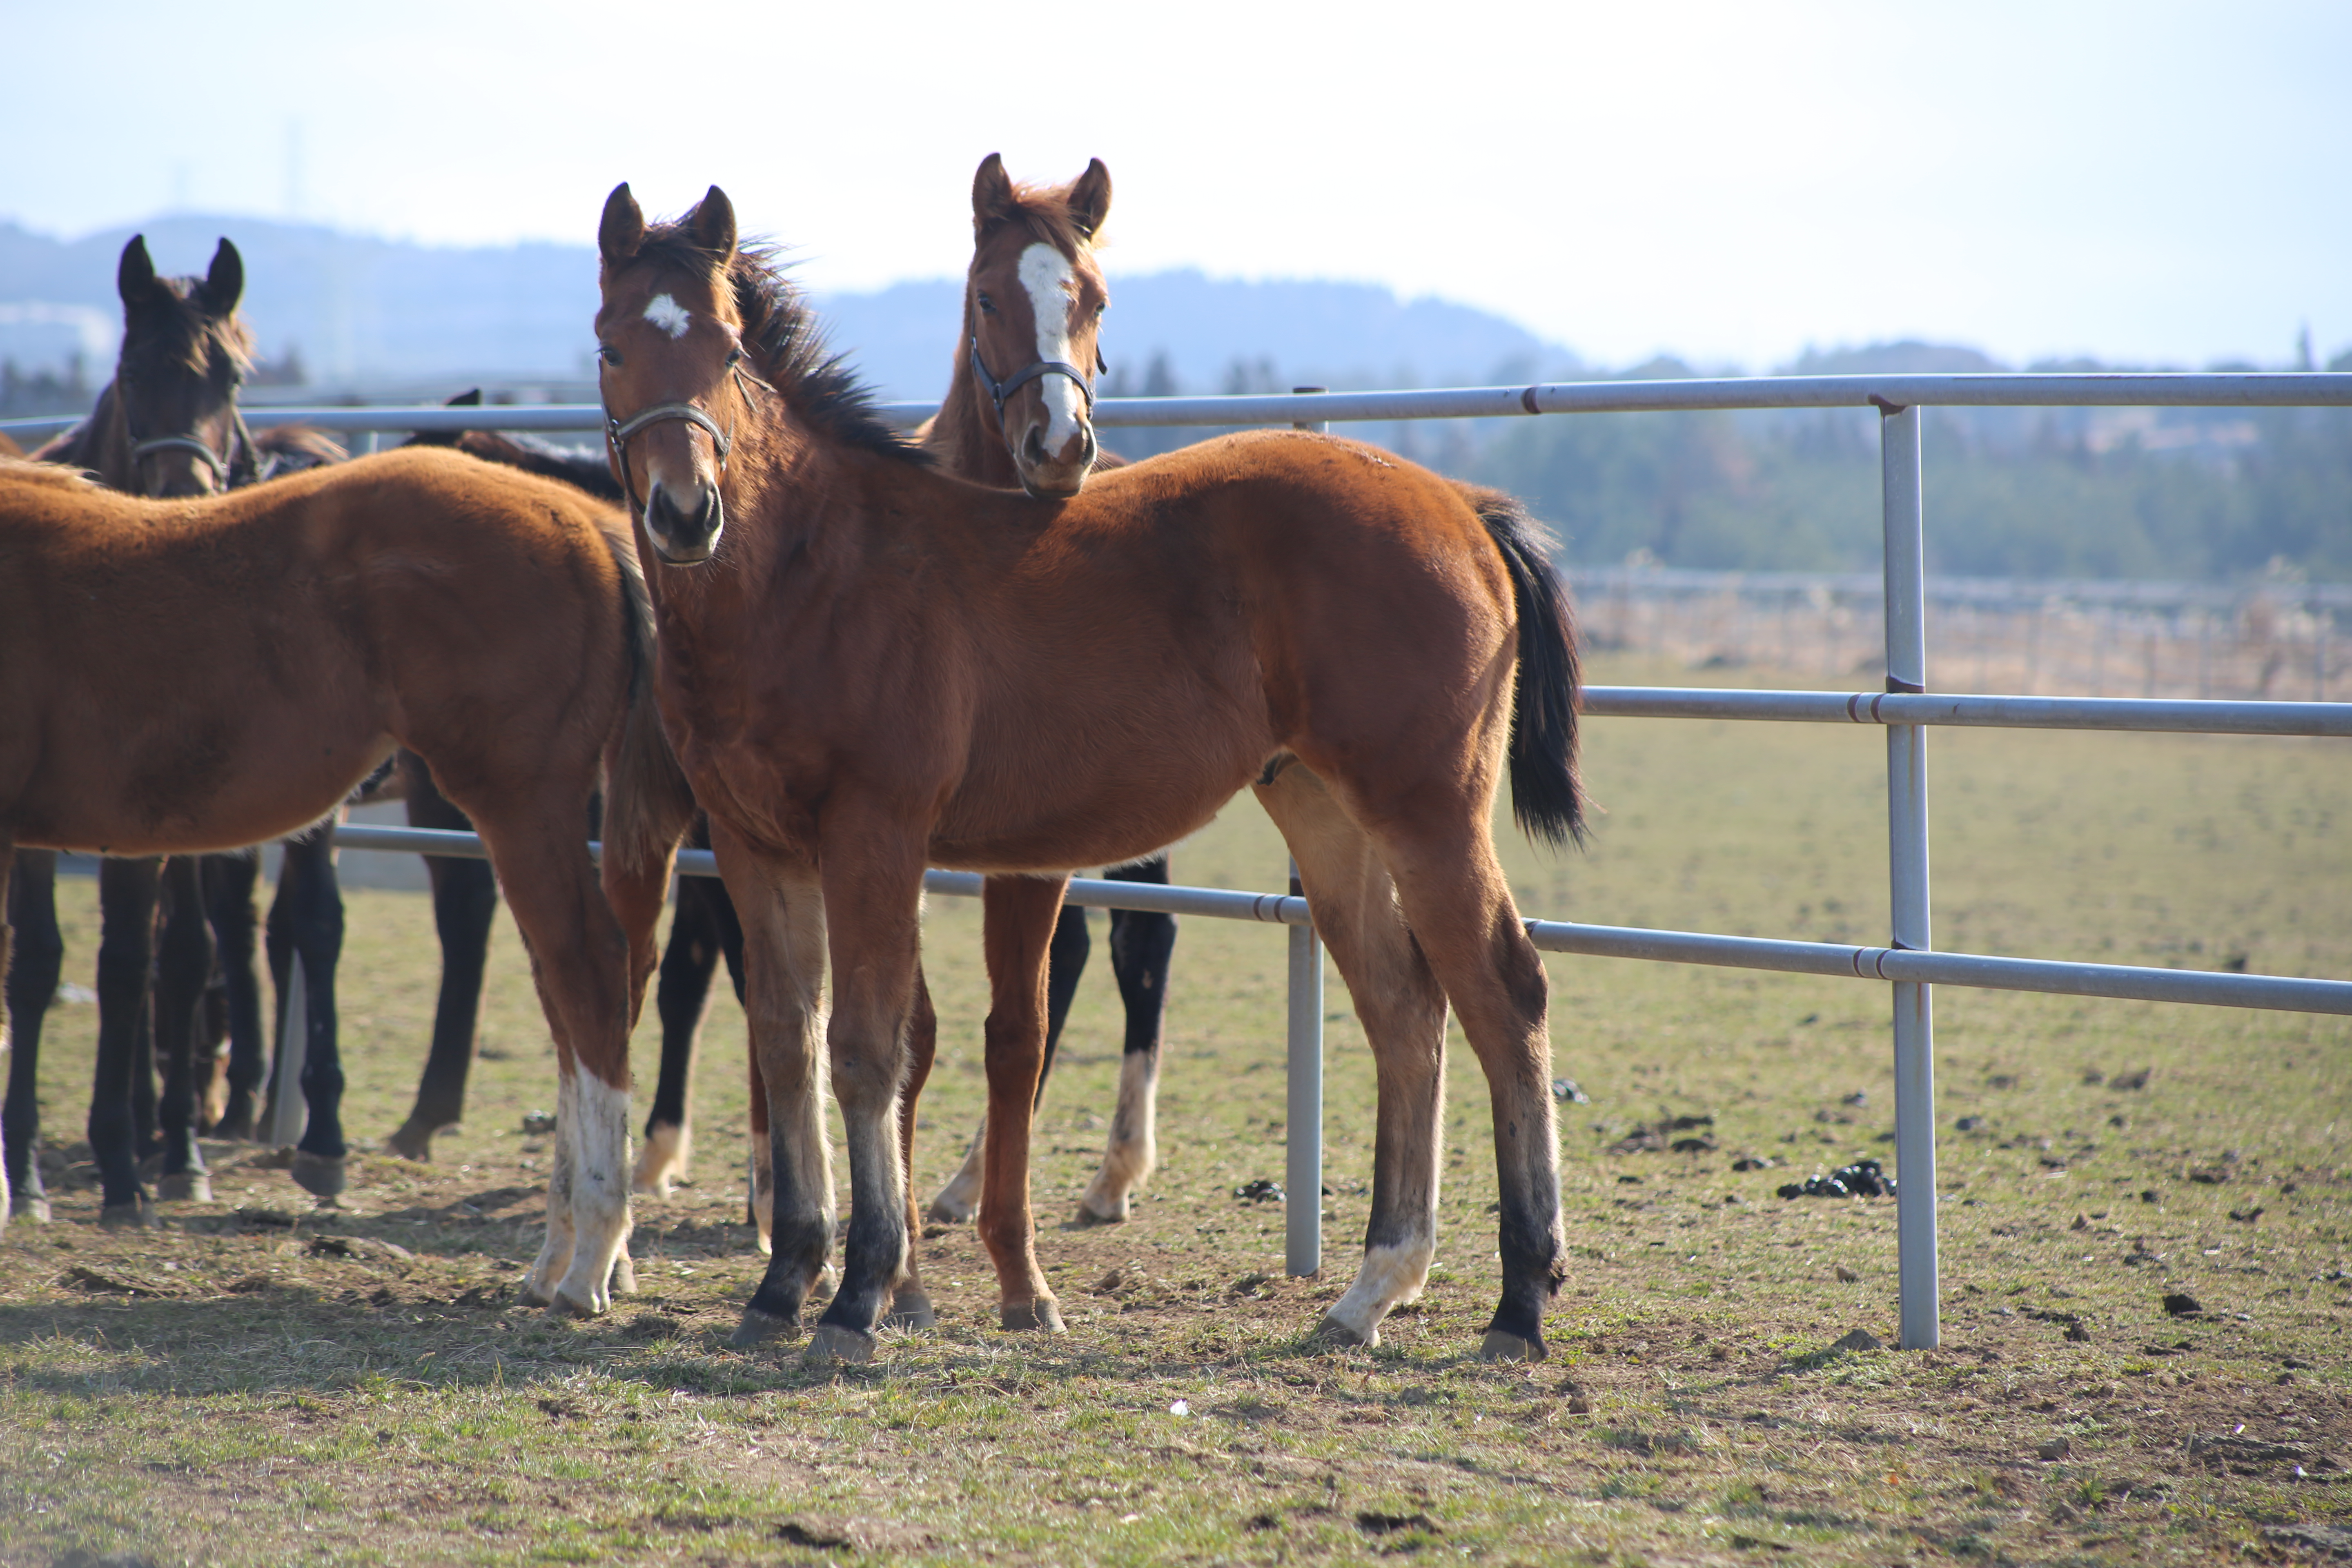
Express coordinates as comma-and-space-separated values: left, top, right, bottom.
0, 214, 1578, 402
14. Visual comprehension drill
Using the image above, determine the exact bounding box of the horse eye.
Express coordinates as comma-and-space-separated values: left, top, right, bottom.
725, 348, 743, 369
597, 344, 622, 367
976, 291, 997, 316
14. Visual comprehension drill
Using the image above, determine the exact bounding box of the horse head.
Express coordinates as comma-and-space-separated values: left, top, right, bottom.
595, 183, 758, 566
966, 154, 1112, 499
112, 234, 254, 498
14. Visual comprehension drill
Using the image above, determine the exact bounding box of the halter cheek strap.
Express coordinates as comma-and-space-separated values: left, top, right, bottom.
969, 336, 1099, 425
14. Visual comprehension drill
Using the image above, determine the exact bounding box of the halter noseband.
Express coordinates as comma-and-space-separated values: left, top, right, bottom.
603, 398, 735, 518
126, 404, 260, 490
968, 336, 1100, 425
129, 433, 232, 487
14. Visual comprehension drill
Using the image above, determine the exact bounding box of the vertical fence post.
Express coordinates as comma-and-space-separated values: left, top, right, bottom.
1878, 400, 1939, 1351
1285, 388, 1329, 1278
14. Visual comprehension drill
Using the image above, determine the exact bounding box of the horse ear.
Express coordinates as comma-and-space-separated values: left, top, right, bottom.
205, 238, 245, 313
1067, 158, 1112, 241
118, 234, 160, 308
691, 185, 737, 262
445, 388, 483, 406
599, 183, 646, 264
972, 152, 1017, 234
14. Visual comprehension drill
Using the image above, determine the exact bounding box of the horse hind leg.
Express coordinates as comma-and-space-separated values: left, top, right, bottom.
1253, 766, 1450, 1351
4, 849, 64, 1223
478, 810, 636, 1318
885, 964, 940, 1330
1370, 805, 1564, 1362
635, 867, 731, 1196
1076, 856, 1176, 1225
520, 1067, 580, 1303
390, 755, 499, 1162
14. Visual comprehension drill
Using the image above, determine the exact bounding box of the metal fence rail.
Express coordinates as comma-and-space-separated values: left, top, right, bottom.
26, 370, 2352, 1350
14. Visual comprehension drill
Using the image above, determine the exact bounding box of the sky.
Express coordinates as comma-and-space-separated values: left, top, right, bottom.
4, 0, 2347, 372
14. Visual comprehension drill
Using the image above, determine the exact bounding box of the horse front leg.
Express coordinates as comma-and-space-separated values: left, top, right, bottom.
719, 831, 833, 1349
91, 856, 164, 1226
200, 849, 266, 1140
152, 856, 215, 1202
269, 823, 348, 1197
4, 849, 62, 1223
978, 872, 1073, 1335
803, 830, 933, 1365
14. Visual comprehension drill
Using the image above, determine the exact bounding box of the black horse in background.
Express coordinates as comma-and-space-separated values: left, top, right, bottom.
6, 235, 347, 1223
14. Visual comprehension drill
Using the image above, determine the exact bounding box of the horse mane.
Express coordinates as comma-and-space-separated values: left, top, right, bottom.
122, 272, 254, 385
630, 219, 928, 467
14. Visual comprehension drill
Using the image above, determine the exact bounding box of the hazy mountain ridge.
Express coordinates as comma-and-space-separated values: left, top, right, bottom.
0, 214, 1576, 400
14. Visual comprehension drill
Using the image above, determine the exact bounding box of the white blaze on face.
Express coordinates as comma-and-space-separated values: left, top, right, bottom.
644, 293, 692, 339
1016, 242, 1085, 458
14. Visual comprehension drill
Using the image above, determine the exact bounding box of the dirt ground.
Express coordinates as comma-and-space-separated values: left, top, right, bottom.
3, 657, 2347, 1564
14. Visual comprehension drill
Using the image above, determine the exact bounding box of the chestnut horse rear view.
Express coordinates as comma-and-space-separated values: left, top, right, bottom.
0, 450, 684, 1318
595, 185, 1583, 1365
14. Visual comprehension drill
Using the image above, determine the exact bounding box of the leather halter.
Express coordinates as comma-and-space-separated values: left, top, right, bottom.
125, 407, 258, 490
968, 335, 1100, 426
603, 395, 735, 518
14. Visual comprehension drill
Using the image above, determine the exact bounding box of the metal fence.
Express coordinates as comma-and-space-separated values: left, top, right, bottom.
15, 371, 2352, 1351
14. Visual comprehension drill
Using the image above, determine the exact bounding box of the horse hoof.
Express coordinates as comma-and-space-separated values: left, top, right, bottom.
214, 1104, 258, 1144
1000, 1299, 1066, 1334
10, 1194, 53, 1224
516, 1277, 555, 1308
729, 1307, 802, 1350
546, 1287, 603, 1321
884, 1289, 938, 1331
1478, 1329, 1547, 1363
99, 1198, 160, 1230
1071, 1198, 1128, 1227
633, 1124, 686, 1197
923, 1196, 976, 1226
610, 1253, 637, 1296
804, 1324, 876, 1366
289, 1152, 347, 1198
1308, 1313, 1377, 1351
383, 1118, 439, 1163
157, 1172, 213, 1204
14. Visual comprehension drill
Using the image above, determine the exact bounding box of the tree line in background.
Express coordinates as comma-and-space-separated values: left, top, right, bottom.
1105, 341, 2352, 585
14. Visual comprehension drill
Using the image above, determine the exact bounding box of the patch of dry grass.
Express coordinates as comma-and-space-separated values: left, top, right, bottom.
3, 653, 2347, 1565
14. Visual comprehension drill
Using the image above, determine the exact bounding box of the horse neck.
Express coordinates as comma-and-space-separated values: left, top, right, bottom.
926, 318, 1023, 490
74, 381, 138, 492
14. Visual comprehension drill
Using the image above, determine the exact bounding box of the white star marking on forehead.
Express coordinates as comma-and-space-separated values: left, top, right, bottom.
644, 294, 691, 339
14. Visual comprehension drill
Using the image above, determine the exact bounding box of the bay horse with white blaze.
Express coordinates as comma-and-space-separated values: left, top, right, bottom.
0, 449, 683, 1319
594, 184, 1583, 1364
915, 154, 1187, 1232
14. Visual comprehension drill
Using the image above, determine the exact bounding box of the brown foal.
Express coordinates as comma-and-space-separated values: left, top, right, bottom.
593, 183, 1584, 1365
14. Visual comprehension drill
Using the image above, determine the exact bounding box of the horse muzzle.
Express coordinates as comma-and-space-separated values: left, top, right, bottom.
644, 480, 725, 565
1014, 418, 1098, 501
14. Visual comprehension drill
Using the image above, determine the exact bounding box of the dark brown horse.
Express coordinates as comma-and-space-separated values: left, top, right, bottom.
5, 236, 353, 1225
594, 185, 1583, 1364
916, 154, 1182, 1230
0, 449, 682, 1315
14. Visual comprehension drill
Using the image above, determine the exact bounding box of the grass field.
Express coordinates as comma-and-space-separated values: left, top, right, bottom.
3, 653, 2348, 1566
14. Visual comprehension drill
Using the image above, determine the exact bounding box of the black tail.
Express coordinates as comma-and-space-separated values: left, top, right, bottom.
1470, 486, 1585, 849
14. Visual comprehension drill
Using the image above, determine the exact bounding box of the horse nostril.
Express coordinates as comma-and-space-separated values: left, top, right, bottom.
1022, 425, 1049, 468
